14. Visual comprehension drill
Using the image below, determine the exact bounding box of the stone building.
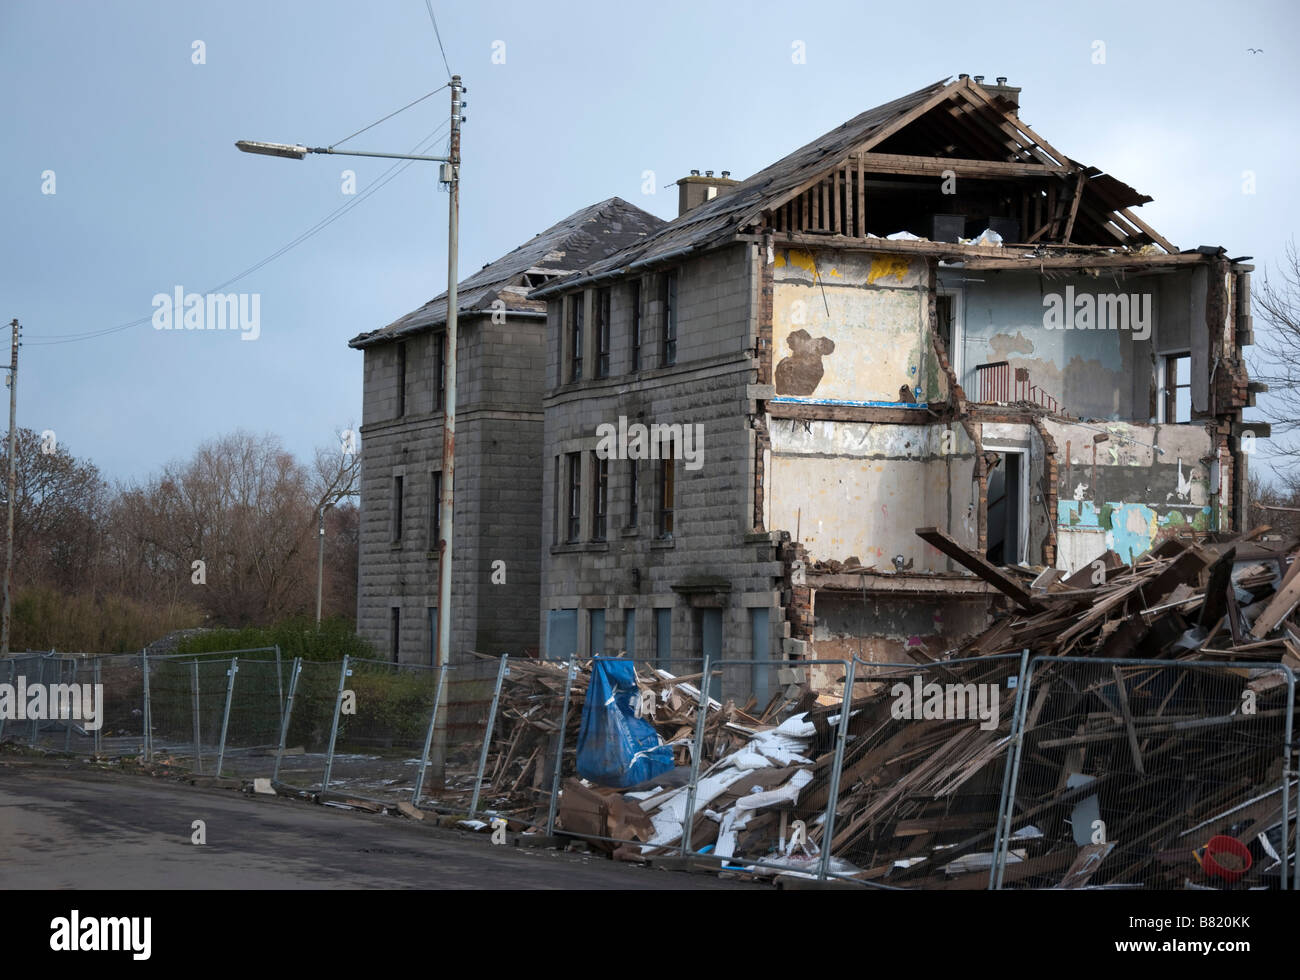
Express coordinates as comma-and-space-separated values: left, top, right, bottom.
533, 76, 1263, 701
349, 197, 665, 663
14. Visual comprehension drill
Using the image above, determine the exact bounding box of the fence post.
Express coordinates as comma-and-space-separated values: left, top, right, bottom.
30, 655, 45, 746
141, 648, 152, 761
274, 644, 284, 727
817, 657, 856, 881
273, 658, 302, 784
93, 657, 102, 757
0, 658, 12, 740
545, 658, 578, 836
215, 658, 239, 777
992, 653, 1037, 890
989, 648, 1031, 890
63, 659, 75, 752
679, 654, 712, 857
321, 656, 350, 793
469, 654, 509, 819
190, 659, 203, 774
1282, 667, 1295, 891
413, 665, 448, 806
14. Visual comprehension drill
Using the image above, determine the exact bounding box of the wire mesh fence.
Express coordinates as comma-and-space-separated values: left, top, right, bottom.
992, 656, 1295, 890
321, 657, 443, 803
2, 645, 1295, 889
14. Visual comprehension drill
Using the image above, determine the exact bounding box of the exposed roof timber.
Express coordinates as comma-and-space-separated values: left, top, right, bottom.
735, 231, 1207, 270
762, 81, 964, 217
1062, 172, 1086, 244
942, 100, 1036, 162
959, 81, 1074, 168
1119, 206, 1177, 254
857, 152, 1069, 179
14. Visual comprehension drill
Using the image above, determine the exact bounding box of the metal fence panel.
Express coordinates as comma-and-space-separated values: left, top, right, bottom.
994, 656, 1295, 890
321, 657, 442, 804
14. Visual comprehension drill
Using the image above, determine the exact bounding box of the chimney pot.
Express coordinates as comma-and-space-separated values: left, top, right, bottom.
974, 75, 984, 83
958, 73, 969, 80
705, 170, 713, 177
691, 169, 700, 176
997, 76, 1007, 84
721, 171, 730, 178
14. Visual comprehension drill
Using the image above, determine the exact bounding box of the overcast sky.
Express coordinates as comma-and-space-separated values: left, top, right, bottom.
1, 0, 1296, 485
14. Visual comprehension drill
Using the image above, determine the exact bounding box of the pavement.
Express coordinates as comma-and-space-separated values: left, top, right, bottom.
0, 758, 762, 889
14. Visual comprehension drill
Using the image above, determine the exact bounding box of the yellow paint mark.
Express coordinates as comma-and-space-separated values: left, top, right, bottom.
774, 250, 786, 268
782, 248, 817, 276
829, 267, 841, 277
867, 254, 910, 284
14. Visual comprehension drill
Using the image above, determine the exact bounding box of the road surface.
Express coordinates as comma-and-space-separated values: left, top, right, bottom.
0, 759, 758, 889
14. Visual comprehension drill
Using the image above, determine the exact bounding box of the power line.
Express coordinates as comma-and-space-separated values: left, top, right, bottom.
423, 0, 453, 79
332, 84, 448, 148
29, 121, 451, 346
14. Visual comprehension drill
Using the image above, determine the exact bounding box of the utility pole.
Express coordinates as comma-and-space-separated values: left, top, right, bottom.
431, 75, 463, 784
2, 318, 19, 656
315, 504, 327, 627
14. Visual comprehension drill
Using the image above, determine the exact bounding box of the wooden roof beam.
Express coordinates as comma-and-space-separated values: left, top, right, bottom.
858, 152, 1068, 179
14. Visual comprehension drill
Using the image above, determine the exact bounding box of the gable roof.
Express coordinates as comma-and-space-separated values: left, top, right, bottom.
349, 196, 665, 349
534, 77, 1170, 297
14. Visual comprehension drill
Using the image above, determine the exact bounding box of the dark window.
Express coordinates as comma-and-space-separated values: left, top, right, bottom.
390, 607, 400, 661
566, 452, 582, 542
630, 280, 643, 372
1165, 353, 1191, 423
657, 449, 675, 539
433, 331, 446, 412
428, 471, 442, 551
595, 288, 611, 379
935, 294, 953, 354
396, 342, 407, 417
593, 456, 608, 541
569, 294, 584, 382
662, 272, 677, 366
627, 459, 639, 529
392, 475, 404, 543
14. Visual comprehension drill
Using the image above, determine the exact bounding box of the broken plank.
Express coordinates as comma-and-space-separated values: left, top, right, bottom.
915, 526, 1041, 611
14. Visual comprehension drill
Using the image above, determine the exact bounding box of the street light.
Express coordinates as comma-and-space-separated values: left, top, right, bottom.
237, 77, 465, 779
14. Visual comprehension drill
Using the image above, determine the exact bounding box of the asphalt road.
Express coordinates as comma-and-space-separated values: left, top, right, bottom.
0, 760, 758, 889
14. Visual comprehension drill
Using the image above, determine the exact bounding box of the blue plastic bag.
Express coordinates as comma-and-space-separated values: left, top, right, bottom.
576, 657, 675, 788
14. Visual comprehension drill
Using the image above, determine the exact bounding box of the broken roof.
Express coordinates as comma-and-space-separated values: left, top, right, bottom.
349, 196, 666, 349
534, 76, 1172, 297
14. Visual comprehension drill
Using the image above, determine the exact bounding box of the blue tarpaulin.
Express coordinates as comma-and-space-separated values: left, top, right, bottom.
576, 657, 674, 788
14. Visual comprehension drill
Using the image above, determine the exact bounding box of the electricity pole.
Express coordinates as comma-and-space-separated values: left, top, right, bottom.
431, 74, 464, 783
2, 318, 19, 656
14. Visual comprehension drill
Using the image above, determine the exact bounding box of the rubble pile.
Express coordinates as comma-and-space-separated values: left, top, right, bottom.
473, 528, 1300, 887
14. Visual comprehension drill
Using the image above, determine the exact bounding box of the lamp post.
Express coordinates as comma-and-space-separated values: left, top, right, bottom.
238, 76, 465, 778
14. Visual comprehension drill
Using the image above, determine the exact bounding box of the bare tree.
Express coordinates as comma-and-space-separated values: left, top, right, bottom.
1250, 239, 1300, 468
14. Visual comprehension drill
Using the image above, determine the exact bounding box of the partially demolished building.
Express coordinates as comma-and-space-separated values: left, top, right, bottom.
535, 76, 1265, 695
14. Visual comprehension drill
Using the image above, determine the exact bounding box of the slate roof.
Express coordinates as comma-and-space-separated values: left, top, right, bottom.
532, 79, 951, 298
349, 196, 666, 348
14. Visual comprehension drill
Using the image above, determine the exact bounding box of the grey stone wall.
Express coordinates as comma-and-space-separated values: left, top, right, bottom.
540, 244, 788, 699
356, 312, 545, 664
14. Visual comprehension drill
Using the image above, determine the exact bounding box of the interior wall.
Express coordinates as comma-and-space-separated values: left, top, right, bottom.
958, 270, 1171, 421
769, 418, 977, 569
1045, 418, 1215, 573
771, 248, 944, 406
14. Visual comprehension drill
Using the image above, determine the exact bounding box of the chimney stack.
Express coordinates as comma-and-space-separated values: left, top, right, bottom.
967, 73, 1021, 110
676, 169, 741, 217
